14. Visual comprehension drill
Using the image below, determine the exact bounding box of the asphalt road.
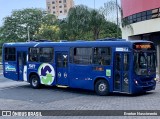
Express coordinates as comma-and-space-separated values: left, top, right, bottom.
0, 76, 160, 119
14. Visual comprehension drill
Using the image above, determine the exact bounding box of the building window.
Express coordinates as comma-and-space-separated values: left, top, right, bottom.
146, 15, 151, 20
4, 47, 16, 61
64, 4, 67, 8
123, 7, 160, 24
136, 13, 141, 18
52, 1, 55, 4
142, 16, 147, 20
63, 0, 66, 3
141, 11, 146, 17
60, 11, 62, 13
132, 14, 137, 23
137, 17, 141, 22
53, 11, 55, 14
59, 6, 62, 8
151, 8, 159, 18
59, 0, 62, 3
64, 9, 67, 13
53, 6, 55, 9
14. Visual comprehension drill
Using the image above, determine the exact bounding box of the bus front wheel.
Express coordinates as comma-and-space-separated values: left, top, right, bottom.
30, 75, 41, 89
95, 79, 109, 96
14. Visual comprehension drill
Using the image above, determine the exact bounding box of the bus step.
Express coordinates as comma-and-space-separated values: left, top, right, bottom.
56, 85, 69, 88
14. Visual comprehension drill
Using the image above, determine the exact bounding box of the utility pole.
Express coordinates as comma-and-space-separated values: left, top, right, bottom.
116, 0, 119, 38
27, 26, 30, 41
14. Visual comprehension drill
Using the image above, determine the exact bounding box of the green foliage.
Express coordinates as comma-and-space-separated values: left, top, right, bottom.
1, 8, 44, 42
0, 6, 122, 43
37, 24, 60, 41
89, 9, 106, 40
36, 14, 59, 41
100, 0, 132, 33
0, 8, 57, 42
67, 5, 90, 40
59, 5, 121, 40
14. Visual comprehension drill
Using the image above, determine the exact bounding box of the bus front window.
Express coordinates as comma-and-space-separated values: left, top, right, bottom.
134, 52, 156, 75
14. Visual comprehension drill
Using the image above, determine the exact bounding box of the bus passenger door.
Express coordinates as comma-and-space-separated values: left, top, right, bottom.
17, 51, 27, 81
114, 53, 130, 93
56, 52, 69, 86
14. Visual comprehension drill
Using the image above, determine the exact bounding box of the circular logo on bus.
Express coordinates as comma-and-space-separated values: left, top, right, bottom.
38, 63, 55, 85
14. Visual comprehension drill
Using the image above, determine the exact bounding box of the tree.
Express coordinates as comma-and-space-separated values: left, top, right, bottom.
67, 5, 90, 40
58, 20, 70, 40
66, 5, 116, 40
37, 24, 60, 41
99, 21, 121, 38
0, 8, 57, 42
100, 0, 132, 37
89, 9, 106, 40
35, 14, 60, 41
42, 14, 57, 26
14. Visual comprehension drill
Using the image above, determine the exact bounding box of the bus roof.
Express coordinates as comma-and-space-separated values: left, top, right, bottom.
3, 40, 153, 48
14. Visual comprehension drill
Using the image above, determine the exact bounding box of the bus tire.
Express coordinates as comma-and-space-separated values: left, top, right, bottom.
95, 79, 109, 96
30, 75, 41, 89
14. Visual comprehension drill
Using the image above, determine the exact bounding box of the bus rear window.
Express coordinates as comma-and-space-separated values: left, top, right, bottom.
4, 47, 16, 61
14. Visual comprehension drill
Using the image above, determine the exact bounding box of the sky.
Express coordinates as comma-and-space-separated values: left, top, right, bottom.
0, 0, 109, 26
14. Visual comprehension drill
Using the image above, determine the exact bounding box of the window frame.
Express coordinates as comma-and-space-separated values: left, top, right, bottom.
93, 47, 112, 66
70, 47, 93, 65
39, 47, 54, 63
4, 47, 16, 61
70, 47, 112, 66
28, 47, 54, 63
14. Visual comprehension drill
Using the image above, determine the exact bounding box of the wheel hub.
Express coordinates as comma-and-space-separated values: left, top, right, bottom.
99, 83, 106, 92
32, 78, 38, 87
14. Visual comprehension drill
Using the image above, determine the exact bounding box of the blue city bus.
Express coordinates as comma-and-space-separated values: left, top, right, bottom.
2, 39, 156, 95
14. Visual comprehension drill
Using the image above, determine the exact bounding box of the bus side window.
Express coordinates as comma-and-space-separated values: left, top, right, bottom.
4, 47, 16, 61
39, 48, 54, 63
93, 47, 111, 65
73, 48, 92, 65
28, 48, 39, 62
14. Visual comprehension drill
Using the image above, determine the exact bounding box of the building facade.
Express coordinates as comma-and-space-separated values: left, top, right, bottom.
121, 0, 160, 75
46, 0, 74, 19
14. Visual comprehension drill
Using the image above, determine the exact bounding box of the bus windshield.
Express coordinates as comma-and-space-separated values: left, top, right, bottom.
134, 52, 156, 75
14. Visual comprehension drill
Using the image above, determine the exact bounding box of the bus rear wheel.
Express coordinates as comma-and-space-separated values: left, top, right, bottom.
30, 75, 41, 89
95, 79, 109, 96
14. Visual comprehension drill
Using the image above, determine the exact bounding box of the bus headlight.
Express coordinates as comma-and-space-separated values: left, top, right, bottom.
134, 79, 138, 85
154, 78, 157, 81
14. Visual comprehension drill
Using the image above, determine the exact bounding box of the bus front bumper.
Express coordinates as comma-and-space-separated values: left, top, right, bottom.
132, 79, 156, 93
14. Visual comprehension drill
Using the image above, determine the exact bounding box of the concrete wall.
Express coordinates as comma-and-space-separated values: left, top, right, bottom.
122, 18, 160, 39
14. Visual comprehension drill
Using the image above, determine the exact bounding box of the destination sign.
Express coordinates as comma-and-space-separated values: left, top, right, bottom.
133, 43, 155, 50
135, 44, 151, 49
